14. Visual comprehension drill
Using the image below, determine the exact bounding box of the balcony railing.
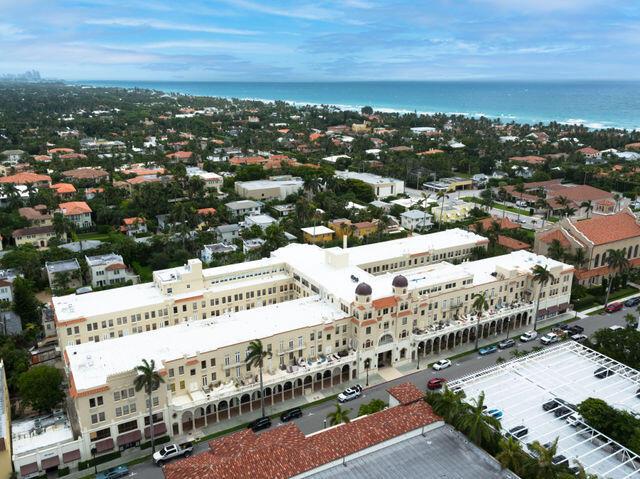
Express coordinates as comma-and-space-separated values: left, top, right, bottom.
411, 302, 534, 341
171, 350, 356, 410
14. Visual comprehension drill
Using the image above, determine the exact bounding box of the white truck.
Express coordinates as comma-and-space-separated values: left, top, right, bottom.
153, 442, 193, 465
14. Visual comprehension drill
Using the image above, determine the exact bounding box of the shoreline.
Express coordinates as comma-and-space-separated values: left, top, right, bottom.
70, 81, 639, 131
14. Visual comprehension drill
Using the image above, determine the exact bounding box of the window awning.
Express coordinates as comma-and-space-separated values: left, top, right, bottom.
144, 422, 167, 438
95, 437, 114, 453
41, 456, 60, 469
117, 429, 142, 446
62, 449, 81, 463
19, 462, 38, 476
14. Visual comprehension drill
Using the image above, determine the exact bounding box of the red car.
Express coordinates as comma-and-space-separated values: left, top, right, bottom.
427, 378, 447, 390
604, 302, 623, 313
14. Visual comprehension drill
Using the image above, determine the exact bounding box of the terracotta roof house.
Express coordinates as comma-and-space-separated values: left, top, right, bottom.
508, 155, 546, 165
577, 147, 600, 158
58, 201, 93, 229
470, 215, 520, 232
165, 151, 193, 161
63, 168, 109, 184
534, 210, 640, 285
625, 142, 640, 151
164, 383, 442, 479
18, 206, 52, 226
120, 217, 147, 236
0, 172, 51, 187
51, 183, 77, 198
59, 153, 88, 161
497, 235, 530, 251
47, 147, 75, 155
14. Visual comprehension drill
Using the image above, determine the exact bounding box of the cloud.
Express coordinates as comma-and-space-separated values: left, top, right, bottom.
85, 17, 258, 35
0, 22, 34, 41
220, 0, 338, 21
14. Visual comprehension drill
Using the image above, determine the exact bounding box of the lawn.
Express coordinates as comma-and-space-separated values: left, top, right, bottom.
461, 197, 531, 217
77, 231, 111, 241
132, 261, 153, 282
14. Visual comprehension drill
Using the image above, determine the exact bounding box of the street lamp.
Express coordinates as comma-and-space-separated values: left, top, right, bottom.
505, 318, 512, 340
90, 447, 97, 476
364, 359, 370, 387
413, 342, 421, 370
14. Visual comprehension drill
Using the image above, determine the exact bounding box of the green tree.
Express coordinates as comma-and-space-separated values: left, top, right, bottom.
580, 200, 594, 219
134, 359, 164, 453
326, 403, 351, 426
12, 277, 41, 325
426, 387, 465, 426
496, 436, 527, 477
526, 438, 560, 479
18, 365, 64, 413
458, 391, 500, 449
603, 248, 629, 307
246, 339, 272, 419
472, 292, 489, 350
547, 239, 566, 261
358, 398, 387, 417
531, 265, 554, 331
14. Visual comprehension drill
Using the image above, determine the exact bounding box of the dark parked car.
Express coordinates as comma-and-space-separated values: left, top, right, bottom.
594, 366, 615, 378
498, 339, 516, 349
543, 398, 573, 412
280, 407, 303, 422
247, 416, 271, 432
507, 425, 528, 439
624, 296, 640, 307
568, 325, 584, 335
636, 388, 640, 399
552, 455, 569, 467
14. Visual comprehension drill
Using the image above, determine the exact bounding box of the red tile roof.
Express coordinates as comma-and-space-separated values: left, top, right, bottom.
372, 296, 397, 309
509, 155, 546, 165
164, 389, 440, 479
105, 263, 126, 271
577, 147, 599, 156
47, 147, 75, 154
63, 168, 108, 180
497, 235, 530, 251
0, 172, 51, 185
52, 183, 76, 194
387, 383, 424, 405
166, 151, 193, 160
538, 229, 572, 248
59, 201, 92, 216
122, 217, 145, 225
471, 216, 519, 232
197, 208, 216, 216
572, 211, 640, 245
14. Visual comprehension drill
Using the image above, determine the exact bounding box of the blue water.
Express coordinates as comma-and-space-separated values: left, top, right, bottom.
76, 80, 640, 130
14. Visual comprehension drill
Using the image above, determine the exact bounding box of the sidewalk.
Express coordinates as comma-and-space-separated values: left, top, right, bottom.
575, 289, 640, 318
66, 310, 577, 479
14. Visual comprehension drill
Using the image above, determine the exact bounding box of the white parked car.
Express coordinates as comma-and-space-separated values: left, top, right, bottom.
540, 333, 559, 345
432, 359, 452, 371
566, 412, 583, 427
337, 385, 362, 403
520, 331, 538, 342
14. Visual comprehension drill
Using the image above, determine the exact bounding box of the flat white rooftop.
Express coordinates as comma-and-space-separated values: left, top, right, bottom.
12, 412, 74, 455
449, 342, 640, 479
66, 296, 349, 392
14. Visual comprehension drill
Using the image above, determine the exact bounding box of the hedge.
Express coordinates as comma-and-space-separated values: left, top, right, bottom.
140, 435, 171, 450
57, 467, 70, 477
78, 451, 121, 470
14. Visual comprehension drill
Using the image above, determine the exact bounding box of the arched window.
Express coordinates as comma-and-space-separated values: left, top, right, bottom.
635, 245, 639, 257
594, 253, 600, 267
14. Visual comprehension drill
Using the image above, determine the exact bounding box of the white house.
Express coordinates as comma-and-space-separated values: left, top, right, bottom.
400, 210, 433, 231
243, 214, 277, 230
200, 243, 238, 263
186, 166, 223, 192
335, 171, 405, 199
85, 254, 139, 288
225, 200, 263, 219
215, 224, 241, 243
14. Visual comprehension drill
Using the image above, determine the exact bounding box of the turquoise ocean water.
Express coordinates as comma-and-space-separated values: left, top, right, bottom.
76, 80, 640, 130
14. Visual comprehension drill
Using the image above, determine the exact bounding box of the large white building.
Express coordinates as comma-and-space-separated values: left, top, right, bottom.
335, 171, 404, 199
38, 229, 574, 478
234, 176, 303, 201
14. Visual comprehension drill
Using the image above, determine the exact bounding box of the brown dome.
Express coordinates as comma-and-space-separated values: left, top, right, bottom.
392, 275, 408, 288
355, 282, 372, 296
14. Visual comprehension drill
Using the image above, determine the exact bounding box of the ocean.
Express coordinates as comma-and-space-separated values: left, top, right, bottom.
76, 80, 640, 130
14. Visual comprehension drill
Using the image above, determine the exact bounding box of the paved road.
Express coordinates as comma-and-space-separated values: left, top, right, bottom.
130, 307, 634, 479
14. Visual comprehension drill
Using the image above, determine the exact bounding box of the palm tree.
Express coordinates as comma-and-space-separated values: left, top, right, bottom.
547, 239, 566, 261
526, 438, 559, 479
458, 391, 500, 447
580, 200, 594, 219
472, 292, 489, 350
613, 193, 622, 212
603, 248, 630, 307
496, 436, 526, 476
562, 206, 577, 218
532, 265, 554, 331
514, 183, 526, 221
134, 359, 164, 453
535, 198, 549, 226
246, 339, 272, 419
488, 220, 502, 247
571, 248, 588, 270
624, 313, 636, 328
428, 386, 465, 426
326, 403, 351, 426
437, 191, 448, 230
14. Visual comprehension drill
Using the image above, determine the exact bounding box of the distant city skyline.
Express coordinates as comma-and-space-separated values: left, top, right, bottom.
0, 0, 638, 81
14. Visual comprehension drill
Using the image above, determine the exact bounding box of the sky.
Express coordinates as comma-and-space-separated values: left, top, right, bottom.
0, 0, 639, 81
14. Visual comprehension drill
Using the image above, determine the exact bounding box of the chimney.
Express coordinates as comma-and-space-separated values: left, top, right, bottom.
343, 235, 348, 249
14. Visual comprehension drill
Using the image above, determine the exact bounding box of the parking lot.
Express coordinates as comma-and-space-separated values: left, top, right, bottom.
449, 342, 640, 478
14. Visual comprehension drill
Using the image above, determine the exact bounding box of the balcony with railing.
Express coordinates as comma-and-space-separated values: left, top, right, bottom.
411, 301, 534, 342
171, 349, 357, 411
